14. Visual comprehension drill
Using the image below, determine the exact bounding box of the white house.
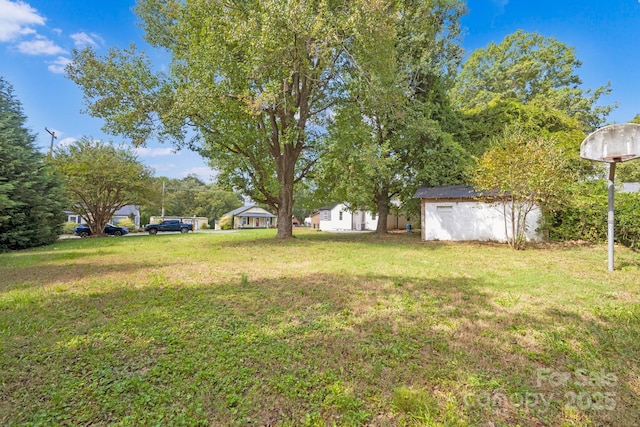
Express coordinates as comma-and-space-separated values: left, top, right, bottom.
317, 203, 378, 232
413, 185, 543, 242
218, 205, 277, 229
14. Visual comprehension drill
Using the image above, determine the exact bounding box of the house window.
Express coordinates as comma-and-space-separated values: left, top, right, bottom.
339, 211, 343, 220
321, 210, 331, 221
67, 215, 81, 223
242, 217, 249, 226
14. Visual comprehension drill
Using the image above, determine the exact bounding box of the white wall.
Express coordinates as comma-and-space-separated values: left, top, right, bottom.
319, 204, 353, 231
319, 204, 379, 231
362, 211, 379, 231
421, 200, 542, 242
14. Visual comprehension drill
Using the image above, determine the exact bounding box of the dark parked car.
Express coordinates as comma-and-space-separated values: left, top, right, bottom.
144, 219, 192, 234
74, 223, 129, 238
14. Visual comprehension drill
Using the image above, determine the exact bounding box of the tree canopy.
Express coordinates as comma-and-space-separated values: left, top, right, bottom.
449, 30, 615, 186
50, 138, 154, 236
67, 0, 406, 238
451, 30, 613, 134
0, 77, 67, 252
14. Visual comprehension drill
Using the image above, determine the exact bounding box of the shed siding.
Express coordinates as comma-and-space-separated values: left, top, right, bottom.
422, 200, 542, 242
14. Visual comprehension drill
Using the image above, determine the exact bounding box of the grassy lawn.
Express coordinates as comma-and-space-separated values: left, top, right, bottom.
1, 229, 639, 426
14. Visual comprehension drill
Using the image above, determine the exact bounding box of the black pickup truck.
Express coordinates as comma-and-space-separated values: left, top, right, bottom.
144, 219, 193, 235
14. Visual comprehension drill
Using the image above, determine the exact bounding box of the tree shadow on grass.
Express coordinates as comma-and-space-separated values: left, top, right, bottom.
0, 258, 168, 292
1, 271, 637, 426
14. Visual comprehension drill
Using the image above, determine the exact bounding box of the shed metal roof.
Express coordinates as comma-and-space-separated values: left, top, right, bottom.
413, 185, 485, 199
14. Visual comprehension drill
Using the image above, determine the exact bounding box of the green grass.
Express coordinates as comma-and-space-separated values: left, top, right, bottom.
1, 230, 639, 426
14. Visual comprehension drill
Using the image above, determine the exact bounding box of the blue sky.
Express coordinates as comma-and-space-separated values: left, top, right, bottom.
1, 0, 639, 182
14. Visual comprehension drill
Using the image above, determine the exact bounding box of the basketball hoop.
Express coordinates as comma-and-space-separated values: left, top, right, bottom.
580, 123, 640, 271
581, 123, 640, 163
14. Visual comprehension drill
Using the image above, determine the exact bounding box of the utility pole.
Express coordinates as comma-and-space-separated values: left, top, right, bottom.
45, 127, 57, 155
161, 180, 165, 218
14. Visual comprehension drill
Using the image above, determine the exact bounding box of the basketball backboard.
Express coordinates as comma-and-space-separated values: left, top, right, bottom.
580, 123, 640, 163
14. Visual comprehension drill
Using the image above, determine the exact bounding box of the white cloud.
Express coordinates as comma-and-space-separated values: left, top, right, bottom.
149, 162, 176, 173
136, 147, 177, 157
71, 32, 104, 49
16, 35, 66, 55
57, 136, 77, 148
47, 55, 71, 74
181, 167, 217, 183
0, 0, 45, 42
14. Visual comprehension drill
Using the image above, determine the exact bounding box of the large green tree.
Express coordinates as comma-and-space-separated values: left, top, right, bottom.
451, 30, 614, 163
67, 0, 396, 239
0, 77, 67, 252
317, 0, 469, 233
50, 138, 154, 236
451, 30, 613, 132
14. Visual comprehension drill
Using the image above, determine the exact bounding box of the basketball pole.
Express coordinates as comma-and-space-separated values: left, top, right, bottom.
607, 162, 616, 272
580, 123, 640, 272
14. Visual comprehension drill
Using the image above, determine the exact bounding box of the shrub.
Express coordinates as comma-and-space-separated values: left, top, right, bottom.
200, 222, 210, 230
116, 218, 136, 231
616, 191, 640, 250
549, 180, 640, 249
218, 215, 232, 230
548, 181, 607, 243
62, 222, 79, 234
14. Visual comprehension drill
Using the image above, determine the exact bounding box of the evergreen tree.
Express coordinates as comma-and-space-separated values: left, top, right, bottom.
0, 77, 67, 252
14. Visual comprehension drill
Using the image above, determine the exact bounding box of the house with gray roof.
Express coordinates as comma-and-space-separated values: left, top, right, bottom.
65, 205, 141, 228
219, 205, 277, 229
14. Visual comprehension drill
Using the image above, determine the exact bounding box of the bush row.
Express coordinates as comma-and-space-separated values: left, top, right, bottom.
548, 181, 640, 250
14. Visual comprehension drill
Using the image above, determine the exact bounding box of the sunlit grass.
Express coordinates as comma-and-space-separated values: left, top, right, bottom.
1, 229, 638, 425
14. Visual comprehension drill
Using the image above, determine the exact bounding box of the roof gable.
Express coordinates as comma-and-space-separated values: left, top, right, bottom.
222, 205, 276, 218
317, 203, 341, 211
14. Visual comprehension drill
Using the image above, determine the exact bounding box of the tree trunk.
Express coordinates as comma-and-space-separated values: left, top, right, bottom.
375, 192, 390, 234
93, 213, 109, 237
275, 152, 295, 239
